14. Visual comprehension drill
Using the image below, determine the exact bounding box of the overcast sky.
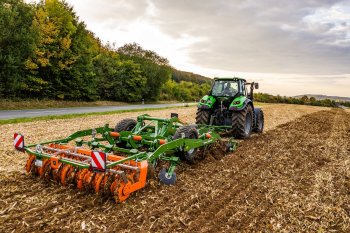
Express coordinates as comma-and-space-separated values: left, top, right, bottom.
28, 0, 350, 97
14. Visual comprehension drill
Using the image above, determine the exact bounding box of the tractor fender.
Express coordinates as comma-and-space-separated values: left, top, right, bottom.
197, 95, 215, 109
229, 99, 253, 111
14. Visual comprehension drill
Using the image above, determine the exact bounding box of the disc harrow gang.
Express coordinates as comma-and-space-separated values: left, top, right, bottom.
14, 114, 237, 204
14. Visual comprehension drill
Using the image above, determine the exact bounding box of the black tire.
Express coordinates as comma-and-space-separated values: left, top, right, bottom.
158, 168, 176, 185
195, 109, 210, 125
253, 108, 264, 133
231, 105, 253, 139
173, 126, 199, 163
114, 118, 137, 132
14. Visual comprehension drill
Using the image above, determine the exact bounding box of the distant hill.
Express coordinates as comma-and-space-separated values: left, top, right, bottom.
171, 69, 212, 84
295, 94, 350, 102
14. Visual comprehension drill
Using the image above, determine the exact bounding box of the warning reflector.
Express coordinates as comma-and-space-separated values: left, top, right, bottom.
14, 133, 25, 151
91, 151, 107, 172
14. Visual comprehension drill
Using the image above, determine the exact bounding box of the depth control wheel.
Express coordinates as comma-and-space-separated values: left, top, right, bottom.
173, 126, 199, 163
158, 168, 176, 185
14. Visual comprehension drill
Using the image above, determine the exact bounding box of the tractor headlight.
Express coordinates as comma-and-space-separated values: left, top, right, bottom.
200, 99, 206, 103
234, 101, 240, 105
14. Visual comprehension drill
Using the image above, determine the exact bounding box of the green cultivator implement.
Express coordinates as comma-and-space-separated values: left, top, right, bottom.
14, 114, 237, 204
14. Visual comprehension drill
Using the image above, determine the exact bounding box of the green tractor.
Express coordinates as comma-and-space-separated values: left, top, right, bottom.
196, 77, 264, 139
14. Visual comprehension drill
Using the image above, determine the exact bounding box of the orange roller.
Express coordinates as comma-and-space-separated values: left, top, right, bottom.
113, 179, 130, 203
110, 179, 118, 194
76, 169, 88, 189
40, 159, 52, 181
104, 174, 117, 195
50, 156, 60, 169
52, 164, 63, 182
100, 174, 109, 194
92, 173, 104, 193
39, 159, 50, 177
60, 165, 72, 186
25, 154, 36, 173
83, 171, 95, 190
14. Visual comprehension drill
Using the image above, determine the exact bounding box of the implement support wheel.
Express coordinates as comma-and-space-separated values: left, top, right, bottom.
173, 126, 199, 163
158, 168, 176, 185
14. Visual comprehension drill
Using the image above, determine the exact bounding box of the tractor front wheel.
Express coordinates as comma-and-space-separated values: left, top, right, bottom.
231, 105, 253, 139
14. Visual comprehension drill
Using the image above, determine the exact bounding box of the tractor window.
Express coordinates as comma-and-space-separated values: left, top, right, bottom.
211, 80, 239, 97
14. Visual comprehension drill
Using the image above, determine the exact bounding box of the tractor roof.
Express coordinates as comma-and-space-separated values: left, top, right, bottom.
214, 77, 247, 82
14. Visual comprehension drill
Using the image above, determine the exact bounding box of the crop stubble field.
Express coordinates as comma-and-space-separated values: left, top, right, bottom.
0, 104, 349, 232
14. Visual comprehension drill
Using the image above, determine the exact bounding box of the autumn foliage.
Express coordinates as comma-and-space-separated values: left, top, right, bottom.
0, 0, 211, 102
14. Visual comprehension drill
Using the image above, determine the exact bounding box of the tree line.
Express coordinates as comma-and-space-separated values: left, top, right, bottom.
253, 93, 345, 108
0, 0, 211, 102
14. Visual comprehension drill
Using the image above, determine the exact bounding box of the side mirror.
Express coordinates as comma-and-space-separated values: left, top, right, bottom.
254, 83, 259, 89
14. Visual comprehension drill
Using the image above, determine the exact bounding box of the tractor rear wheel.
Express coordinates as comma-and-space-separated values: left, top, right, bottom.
195, 109, 211, 125
173, 126, 199, 163
231, 105, 253, 139
253, 108, 264, 133
114, 118, 137, 132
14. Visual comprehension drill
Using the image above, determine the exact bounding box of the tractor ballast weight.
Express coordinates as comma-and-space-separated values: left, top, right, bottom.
196, 77, 264, 139
14, 114, 237, 204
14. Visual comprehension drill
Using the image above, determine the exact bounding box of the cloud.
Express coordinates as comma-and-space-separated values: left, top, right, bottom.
143, 0, 350, 75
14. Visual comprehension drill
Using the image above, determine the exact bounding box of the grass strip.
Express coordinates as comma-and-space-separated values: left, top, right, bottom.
0, 105, 192, 125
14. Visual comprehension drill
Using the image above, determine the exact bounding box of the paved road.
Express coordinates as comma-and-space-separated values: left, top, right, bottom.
0, 103, 194, 120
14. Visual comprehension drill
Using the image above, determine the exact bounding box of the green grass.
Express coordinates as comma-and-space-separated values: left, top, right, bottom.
0, 105, 193, 125
0, 99, 181, 110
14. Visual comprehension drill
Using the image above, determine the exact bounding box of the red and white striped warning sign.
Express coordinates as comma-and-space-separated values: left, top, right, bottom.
14, 133, 24, 151
91, 151, 107, 171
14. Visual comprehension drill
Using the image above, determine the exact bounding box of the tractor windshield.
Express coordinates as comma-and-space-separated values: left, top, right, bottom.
211, 80, 239, 97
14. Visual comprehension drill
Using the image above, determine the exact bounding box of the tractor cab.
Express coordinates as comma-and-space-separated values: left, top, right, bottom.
211, 78, 244, 97
209, 78, 247, 109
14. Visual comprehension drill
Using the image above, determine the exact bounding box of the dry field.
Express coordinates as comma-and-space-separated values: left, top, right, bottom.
0, 104, 349, 232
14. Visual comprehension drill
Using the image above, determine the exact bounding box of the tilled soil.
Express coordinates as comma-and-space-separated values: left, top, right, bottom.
1, 105, 349, 232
